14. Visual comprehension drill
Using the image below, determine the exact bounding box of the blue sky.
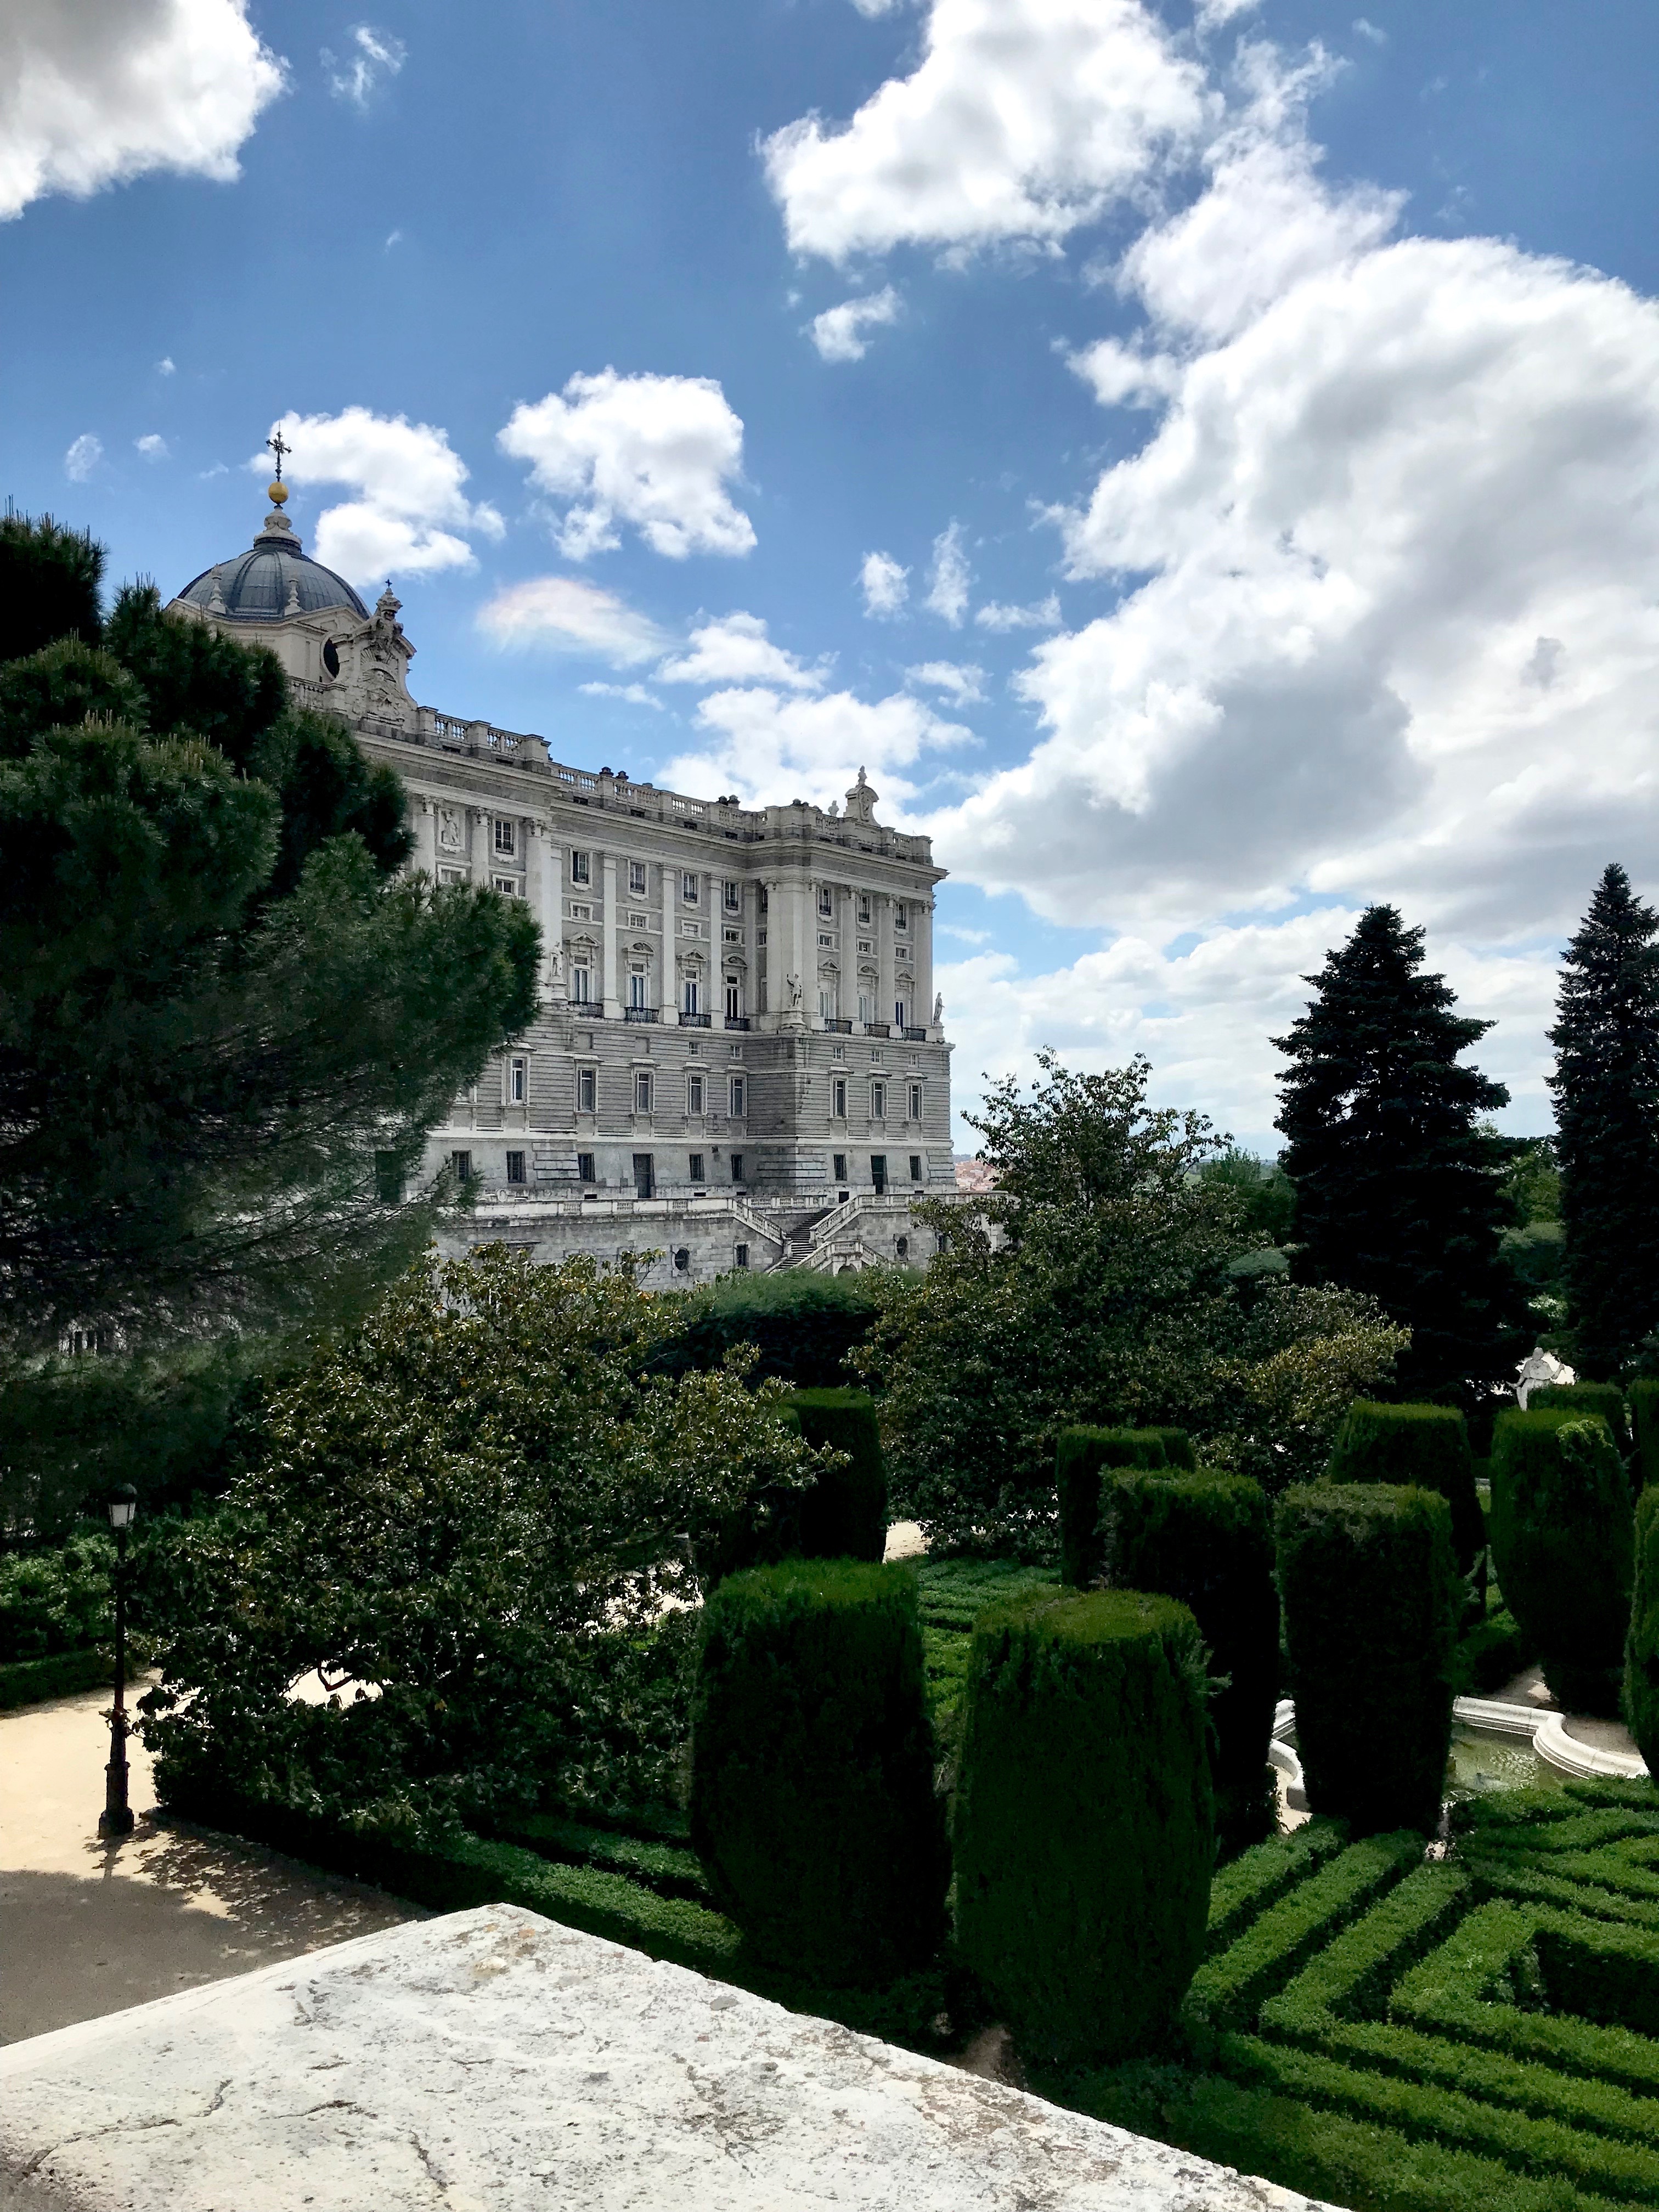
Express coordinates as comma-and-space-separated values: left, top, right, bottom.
6, 2, 1659, 1151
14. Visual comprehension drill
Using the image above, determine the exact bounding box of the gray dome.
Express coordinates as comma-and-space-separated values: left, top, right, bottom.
176, 521, 368, 624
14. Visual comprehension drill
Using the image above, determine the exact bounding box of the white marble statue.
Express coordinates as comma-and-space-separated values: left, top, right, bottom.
1516, 1344, 1577, 1410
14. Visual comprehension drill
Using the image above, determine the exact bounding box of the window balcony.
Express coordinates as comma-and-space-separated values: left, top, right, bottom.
724, 1014, 751, 1031
624, 1005, 658, 1024
823, 1017, 853, 1034
680, 1011, 712, 1028
904, 1025, 929, 1042
863, 1020, 891, 1039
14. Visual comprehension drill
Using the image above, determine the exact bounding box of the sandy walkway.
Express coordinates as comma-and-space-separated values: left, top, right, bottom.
0, 1681, 414, 2045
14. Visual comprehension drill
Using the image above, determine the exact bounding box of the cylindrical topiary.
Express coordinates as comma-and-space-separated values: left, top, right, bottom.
1530, 1381, 1630, 1454
1624, 1486, 1659, 1777
1276, 1483, 1459, 1835
1099, 1469, 1278, 1854
1327, 1400, 1485, 1573
1055, 1427, 1167, 1587
690, 1558, 947, 1985
782, 1386, 888, 1562
1491, 1411, 1634, 1717
953, 1587, 1213, 2066
1629, 1378, 1659, 1499
1142, 1427, 1197, 1471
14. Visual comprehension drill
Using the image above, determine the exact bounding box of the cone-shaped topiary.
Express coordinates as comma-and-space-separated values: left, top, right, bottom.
1276, 1483, 1459, 1835
1530, 1380, 1630, 1454
1624, 1486, 1659, 1776
1055, 1427, 1167, 1587
953, 1587, 1213, 2067
1327, 1400, 1485, 1572
690, 1558, 947, 1986
1491, 1411, 1634, 1717
1099, 1469, 1279, 1854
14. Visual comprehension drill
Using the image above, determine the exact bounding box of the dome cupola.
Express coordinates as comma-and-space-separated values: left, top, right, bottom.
174, 469, 368, 625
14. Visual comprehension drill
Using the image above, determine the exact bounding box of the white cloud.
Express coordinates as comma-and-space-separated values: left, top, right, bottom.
975, 595, 1061, 632
477, 577, 669, 666
1195, 0, 1261, 29
906, 659, 986, 704
1352, 18, 1387, 46
860, 550, 910, 617
498, 369, 754, 561
926, 521, 971, 624
0, 1, 285, 223
810, 287, 901, 363
657, 612, 828, 691
660, 687, 973, 814
579, 681, 664, 711
63, 433, 101, 482
323, 24, 405, 108
256, 407, 492, 581
156, 356, 176, 375
849, 0, 905, 16
134, 433, 168, 460
763, 0, 1209, 263
1066, 338, 1182, 409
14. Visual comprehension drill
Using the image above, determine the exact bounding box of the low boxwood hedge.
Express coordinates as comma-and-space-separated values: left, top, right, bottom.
1054, 1426, 1167, 1588
0, 1644, 139, 1711
1490, 1410, 1633, 1716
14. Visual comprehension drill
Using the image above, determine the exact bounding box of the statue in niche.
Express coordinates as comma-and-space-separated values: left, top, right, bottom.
437, 807, 462, 853
546, 939, 564, 982
787, 972, 803, 1009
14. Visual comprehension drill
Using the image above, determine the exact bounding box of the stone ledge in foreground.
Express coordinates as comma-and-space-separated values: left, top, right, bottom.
0, 1903, 1335, 2212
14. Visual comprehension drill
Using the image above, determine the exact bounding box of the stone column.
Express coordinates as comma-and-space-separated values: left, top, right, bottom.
783, 873, 810, 1027
469, 807, 490, 887
601, 851, 620, 1018
918, 896, 935, 1036
411, 795, 438, 878
529, 821, 563, 1001
877, 894, 895, 1032
659, 860, 679, 1023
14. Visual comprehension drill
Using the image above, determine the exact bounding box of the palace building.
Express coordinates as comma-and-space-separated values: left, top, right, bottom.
168, 479, 955, 1281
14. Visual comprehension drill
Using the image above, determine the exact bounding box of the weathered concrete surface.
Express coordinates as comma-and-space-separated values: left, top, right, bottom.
0, 1904, 1333, 2212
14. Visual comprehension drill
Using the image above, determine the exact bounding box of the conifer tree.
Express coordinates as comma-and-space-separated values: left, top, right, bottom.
1273, 906, 1525, 1397
1548, 865, 1659, 1377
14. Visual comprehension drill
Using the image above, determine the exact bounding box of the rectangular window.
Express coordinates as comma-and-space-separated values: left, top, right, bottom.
687, 1073, 706, 1115
577, 1150, 596, 1183
374, 1151, 404, 1204
857, 990, 874, 1024
724, 881, 741, 912
627, 910, 649, 929
506, 1149, 527, 1184
819, 986, 833, 1018
833, 1152, 848, 1183
689, 1152, 705, 1182
817, 885, 833, 918
507, 1055, 528, 1104
832, 1077, 847, 1118
895, 902, 909, 932
735, 1242, 749, 1269
909, 1081, 924, 1120
729, 1075, 747, 1117
724, 979, 741, 1019
857, 894, 871, 924
629, 970, 650, 1009
494, 819, 516, 856
871, 1080, 887, 1120
572, 966, 591, 1004
757, 887, 769, 915
568, 902, 592, 921
634, 1071, 653, 1114
817, 933, 834, 949
633, 1153, 654, 1199
437, 864, 467, 886
871, 1154, 887, 1194
629, 859, 647, 895
571, 849, 590, 884
681, 871, 699, 903
493, 874, 522, 898
577, 1066, 597, 1113
910, 1155, 923, 1182
731, 1152, 745, 1183
450, 1149, 472, 1183
683, 977, 701, 1016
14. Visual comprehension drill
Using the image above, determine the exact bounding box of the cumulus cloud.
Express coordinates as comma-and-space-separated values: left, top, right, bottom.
656, 612, 828, 691
810, 287, 901, 362
763, 0, 1208, 263
926, 521, 971, 624
860, 550, 910, 617
156, 356, 176, 375
477, 577, 669, 666
660, 687, 973, 814
975, 594, 1061, 632
63, 433, 101, 482
1066, 338, 1182, 409
1352, 18, 1386, 46
256, 408, 495, 582
498, 369, 754, 561
0, 1, 285, 224
134, 433, 168, 460
579, 681, 664, 711
323, 24, 405, 107
906, 659, 986, 704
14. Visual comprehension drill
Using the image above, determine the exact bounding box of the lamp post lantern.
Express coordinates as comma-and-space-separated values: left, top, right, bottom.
98, 1485, 138, 1838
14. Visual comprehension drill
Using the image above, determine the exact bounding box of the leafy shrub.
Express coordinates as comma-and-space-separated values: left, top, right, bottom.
1056, 1426, 1166, 1588
659, 1271, 877, 1388
1623, 1485, 1659, 1775
689, 1558, 947, 1987
0, 1533, 113, 1660
1276, 1485, 1459, 1835
1530, 1379, 1630, 1453
952, 1587, 1213, 2066
1327, 1401, 1485, 1572
1448, 1606, 1533, 1697
1630, 1376, 1659, 1497
1490, 1410, 1633, 1716
1099, 1469, 1279, 1854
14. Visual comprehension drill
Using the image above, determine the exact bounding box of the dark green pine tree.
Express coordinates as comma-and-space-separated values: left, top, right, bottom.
1273, 906, 1526, 1398
1548, 865, 1659, 1378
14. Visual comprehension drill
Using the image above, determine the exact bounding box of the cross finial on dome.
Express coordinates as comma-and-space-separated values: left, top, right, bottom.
267, 430, 290, 483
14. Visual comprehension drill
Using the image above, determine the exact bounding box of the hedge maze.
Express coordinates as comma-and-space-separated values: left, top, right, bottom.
1071, 1777, 1659, 2212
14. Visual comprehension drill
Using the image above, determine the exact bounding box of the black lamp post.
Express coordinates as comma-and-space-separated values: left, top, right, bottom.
98, 1485, 138, 1838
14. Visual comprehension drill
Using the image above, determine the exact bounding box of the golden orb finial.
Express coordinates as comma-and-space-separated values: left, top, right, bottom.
267, 478, 289, 507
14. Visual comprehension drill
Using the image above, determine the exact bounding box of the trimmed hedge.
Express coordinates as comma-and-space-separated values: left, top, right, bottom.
783, 1387, 888, 1562
658, 1271, 877, 1387
1625, 1482, 1659, 1785
1629, 1377, 1659, 1497
1530, 1380, 1630, 1453
0, 1644, 139, 1711
689, 1558, 947, 1987
1098, 1468, 1279, 1854
1490, 1411, 1634, 1717
1276, 1485, 1459, 1836
952, 1587, 1212, 2067
1054, 1426, 1167, 1588
1142, 1427, 1197, 1471
1327, 1402, 1485, 1573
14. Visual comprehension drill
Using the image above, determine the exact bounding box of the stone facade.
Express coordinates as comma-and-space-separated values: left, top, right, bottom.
168, 497, 955, 1282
